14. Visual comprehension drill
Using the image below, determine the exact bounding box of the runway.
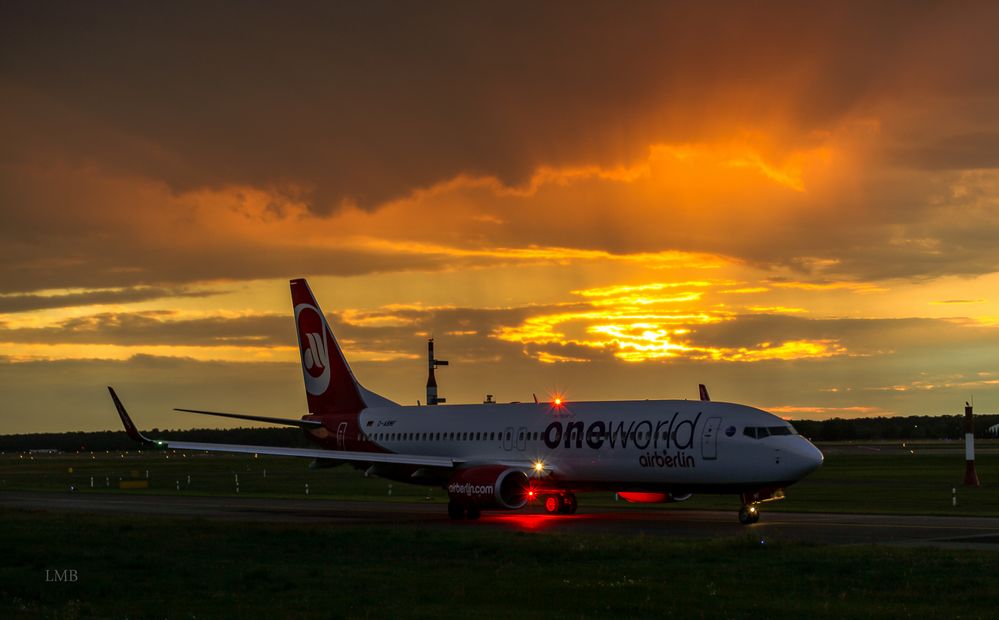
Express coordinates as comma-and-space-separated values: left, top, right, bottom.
4, 490, 999, 548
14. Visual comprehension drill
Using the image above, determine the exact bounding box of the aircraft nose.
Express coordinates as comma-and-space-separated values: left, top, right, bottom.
790, 438, 824, 478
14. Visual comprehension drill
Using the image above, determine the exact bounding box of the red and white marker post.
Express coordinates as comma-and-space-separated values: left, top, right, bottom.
964, 402, 980, 487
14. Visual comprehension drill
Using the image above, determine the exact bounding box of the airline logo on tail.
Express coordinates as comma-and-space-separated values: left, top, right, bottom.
295, 303, 331, 395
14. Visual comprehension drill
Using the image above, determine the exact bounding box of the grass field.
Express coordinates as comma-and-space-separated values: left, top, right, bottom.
3, 442, 999, 517
3, 509, 999, 619
4, 446, 999, 618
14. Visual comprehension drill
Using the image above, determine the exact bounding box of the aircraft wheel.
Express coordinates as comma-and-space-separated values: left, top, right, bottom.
448, 501, 465, 520
562, 493, 578, 514
466, 505, 481, 520
543, 495, 562, 514
738, 504, 760, 525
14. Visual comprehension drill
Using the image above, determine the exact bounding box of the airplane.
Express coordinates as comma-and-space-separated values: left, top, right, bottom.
109, 277, 824, 524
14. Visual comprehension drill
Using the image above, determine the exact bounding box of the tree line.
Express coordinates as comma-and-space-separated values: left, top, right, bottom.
791, 414, 999, 442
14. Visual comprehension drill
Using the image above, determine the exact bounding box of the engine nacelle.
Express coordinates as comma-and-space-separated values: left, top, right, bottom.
447, 465, 531, 510
617, 492, 692, 504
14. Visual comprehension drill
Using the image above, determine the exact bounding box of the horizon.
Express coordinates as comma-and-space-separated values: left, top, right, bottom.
3, 2, 999, 433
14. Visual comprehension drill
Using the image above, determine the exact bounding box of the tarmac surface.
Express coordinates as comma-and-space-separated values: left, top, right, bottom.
4, 490, 999, 548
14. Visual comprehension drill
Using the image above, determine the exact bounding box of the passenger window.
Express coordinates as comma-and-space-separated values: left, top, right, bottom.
490, 432, 495, 441
506, 432, 511, 441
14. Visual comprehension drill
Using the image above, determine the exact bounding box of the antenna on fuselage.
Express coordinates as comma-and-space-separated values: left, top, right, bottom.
699, 384, 711, 402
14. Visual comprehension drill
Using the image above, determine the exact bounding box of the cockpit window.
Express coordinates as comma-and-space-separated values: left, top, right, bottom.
743, 425, 797, 439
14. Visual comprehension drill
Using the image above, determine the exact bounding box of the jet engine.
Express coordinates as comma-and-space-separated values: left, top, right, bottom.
447, 465, 531, 510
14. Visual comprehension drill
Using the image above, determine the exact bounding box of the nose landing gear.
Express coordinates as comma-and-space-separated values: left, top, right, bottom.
738, 487, 784, 524
738, 504, 760, 525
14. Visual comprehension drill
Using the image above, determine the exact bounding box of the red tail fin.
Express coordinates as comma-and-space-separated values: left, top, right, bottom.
290, 278, 367, 415
698, 384, 710, 402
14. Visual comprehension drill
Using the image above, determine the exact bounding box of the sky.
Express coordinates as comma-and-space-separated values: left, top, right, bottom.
2, 1, 999, 433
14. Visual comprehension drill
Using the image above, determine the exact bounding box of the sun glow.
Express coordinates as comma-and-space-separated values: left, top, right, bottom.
494, 281, 853, 363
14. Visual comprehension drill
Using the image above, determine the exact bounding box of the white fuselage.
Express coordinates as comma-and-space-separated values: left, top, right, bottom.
356, 399, 823, 492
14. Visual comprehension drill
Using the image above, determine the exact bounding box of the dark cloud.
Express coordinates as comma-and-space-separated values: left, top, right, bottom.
4, 1, 998, 212
0, 304, 538, 357
0, 312, 291, 347
0, 286, 220, 313
1, 2, 998, 300
890, 132, 999, 171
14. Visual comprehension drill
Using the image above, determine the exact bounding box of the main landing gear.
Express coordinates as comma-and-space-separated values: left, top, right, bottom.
542, 492, 578, 515
738, 504, 760, 525
448, 501, 481, 520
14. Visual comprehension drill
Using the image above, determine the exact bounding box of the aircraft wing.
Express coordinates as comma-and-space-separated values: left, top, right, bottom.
108, 387, 457, 469
137, 439, 458, 467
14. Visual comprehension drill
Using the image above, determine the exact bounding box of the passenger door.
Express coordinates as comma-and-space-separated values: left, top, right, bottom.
701, 417, 721, 460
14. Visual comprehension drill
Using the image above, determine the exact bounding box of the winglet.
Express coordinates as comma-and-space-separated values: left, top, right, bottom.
698, 383, 711, 402
107, 387, 154, 445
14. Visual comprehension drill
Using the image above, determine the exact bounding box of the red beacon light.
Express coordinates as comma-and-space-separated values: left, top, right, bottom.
549, 390, 567, 409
